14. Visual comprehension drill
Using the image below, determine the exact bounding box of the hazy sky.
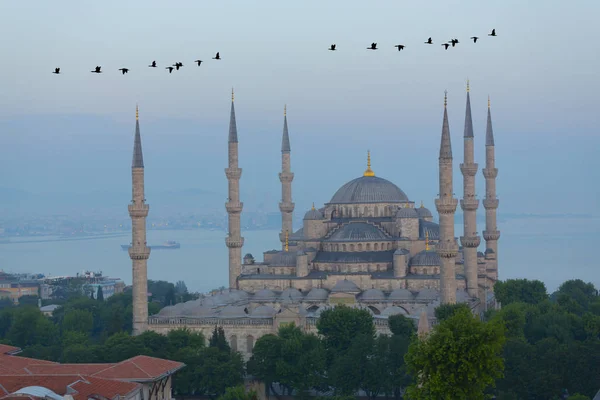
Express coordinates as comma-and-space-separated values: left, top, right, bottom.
0, 0, 599, 216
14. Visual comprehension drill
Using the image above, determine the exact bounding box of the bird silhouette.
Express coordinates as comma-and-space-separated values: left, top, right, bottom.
470, 36, 479, 43
425, 37, 433, 44
394, 44, 405, 51
450, 38, 459, 47
173, 62, 183, 70
148, 61, 157, 68
194, 60, 203, 66
212, 52, 221, 60
367, 42, 377, 50
488, 29, 496, 36
166, 66, 174, 73
91, 66, 102, 73
442, 43, 450, 50
329, 44, 336, 51
119, 68, 129, 75
52, 67, 60, 74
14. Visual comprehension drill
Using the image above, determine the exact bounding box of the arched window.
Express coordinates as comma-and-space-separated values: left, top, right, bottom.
230, 335, 238, 352
368, 306, 381, 315
366, 243, 371, 251
247, 335, 254, 353
358, 244, 363, 251
342, 244, 347, 251
350, 244, 355, 251
374, 206, 379, 217
374, 243, 379, 251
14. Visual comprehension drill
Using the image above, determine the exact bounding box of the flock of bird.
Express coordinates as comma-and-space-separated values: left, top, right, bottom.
51, 29, 498, 75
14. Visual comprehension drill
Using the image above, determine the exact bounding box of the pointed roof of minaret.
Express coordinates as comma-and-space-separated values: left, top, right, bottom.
132, 105, 144, 168
486, 96, 495, 146
439, 91, 453, 159
228, 88, 238, 143
464, 81, 474, 138
281, 105, 290, 153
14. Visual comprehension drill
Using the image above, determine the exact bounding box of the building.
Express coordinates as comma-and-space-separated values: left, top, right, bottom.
0, 344, 184, 400
130, 86, 500, 358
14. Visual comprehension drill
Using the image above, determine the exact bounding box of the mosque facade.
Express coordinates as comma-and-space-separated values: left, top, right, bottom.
131, 85, 500, 357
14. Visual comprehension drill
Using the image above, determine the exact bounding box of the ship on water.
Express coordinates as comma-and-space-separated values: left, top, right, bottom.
121, 240, 180, 250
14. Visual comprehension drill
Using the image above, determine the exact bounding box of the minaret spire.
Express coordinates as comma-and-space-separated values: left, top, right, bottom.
225, 90, 244, 289
435, 91, 458, 305
128, 105, 150, 335
483, 97, 500, 283
279, 105, 295, 248
460, 82, 481, 298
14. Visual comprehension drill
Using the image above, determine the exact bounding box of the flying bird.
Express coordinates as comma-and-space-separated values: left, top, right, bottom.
394, 44, 405, 51
488, 29, 497, 36
470, 36, 479, 43
194, 60, 203, 66
329, 44, 336, 51
424, 37, 433, 44
52, 67, 60, 74
449, 38, 459, 47
367, 42, 377, 50
212, 52, 221, 60
148, 61, 157, 68
119, 68, 129, 75
166, 66, 174, 73
91, 66, 102, 73
173, 62, 183, 70
442, 43, 450, 50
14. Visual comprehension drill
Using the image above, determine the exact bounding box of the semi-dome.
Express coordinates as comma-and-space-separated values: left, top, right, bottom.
218, 305, 248, 318
188, 307, 216, 318
304, 208, 324, 220
269, 251, 297, 266
361, 288, 386, 301
305, 288, 329, 301
416, 205, 433, 218
331, 279, 361, 293
252, 305, 278, 318
389, 288, 414, 301
410, 250, 441, 267
326, 222, 391, 242
396, 207, 419, 218
253, 289, 277, 301
329, 176, 409, 204
280, 287, 304, 301
382, 306, 409, 316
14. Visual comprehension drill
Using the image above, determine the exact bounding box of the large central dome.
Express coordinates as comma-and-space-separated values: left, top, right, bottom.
329, 176, 409, 204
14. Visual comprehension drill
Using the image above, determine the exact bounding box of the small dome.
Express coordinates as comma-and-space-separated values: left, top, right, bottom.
212, 293, 233, 306
304, 208, 324, 220
410, 250, 441, 267
394, 248, 409, 256
280, 287, 304, 301
228, 290, 250, 302
331, 279, 361, 293
382, 306, 409, 317
389, 288, 414, 301
181, 299, 203, 315
188, 307, 216, 317
218, 305, 248, 318
327, 222, 391, 242
253, 289, 277, 301
158, 305, 175, 316
158, 302, 184, 317
329, 176, 409, 204
306, 288, 329, 301
396, 207, 419, 218
361, 288, 385, 301
252, 305, 278, 318
269, 251, 297, 267
416, 205, 433, 218
415, 288, 439, 301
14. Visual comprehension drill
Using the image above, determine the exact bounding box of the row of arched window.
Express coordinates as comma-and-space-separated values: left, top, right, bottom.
229, 334, 254, 353
323, 242, 394, 252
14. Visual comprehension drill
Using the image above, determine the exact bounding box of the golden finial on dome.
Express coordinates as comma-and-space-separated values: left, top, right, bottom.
488, 95, 491, 109
311, 202, 315, 211
466, 79, 470, 93
136, 104, 139, 121
231, 88, 234, 102
284, 104, 286, 116
363, 150, 375, 177
425, 231, 430, 251
420, 200, 424, 208
444, 90, 448, 108
285, 230, 289, 252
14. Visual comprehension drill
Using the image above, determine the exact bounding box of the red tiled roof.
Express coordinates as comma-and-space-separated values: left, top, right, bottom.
68, 376, 140, 400
1, 395, 42, 400
94, 355, 184, 381
0, 354, 56, 374
0, 345, 20, 356
0, 375, 82, 395
24, 364, 112, 376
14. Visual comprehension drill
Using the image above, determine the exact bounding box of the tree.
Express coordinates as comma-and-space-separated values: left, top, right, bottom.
96, 286, 104, 301
217, 386, 257, 400
17, 295, 39, 307
434, 302, 471, 322
405, 307, 506, 400
317, 305, 375, 353
175, 281, 188, 295
494, 279, 547, 306
554, 280, 598, 315
388, 313, 416, 337
209, 326, 230, 352
247, 334, 282, 395
62, 309, 94, 334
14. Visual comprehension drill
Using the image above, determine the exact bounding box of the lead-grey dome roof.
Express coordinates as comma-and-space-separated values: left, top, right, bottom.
269, 251, 297, 266
415, 288, 439, 301
389, 288, 414, 300
416, 205, 433, 218
305, 288, 329, 301
396, 207, 419, 218
218, 305, 248, 318
280, 287, 304, 301
304, 208, 324, 220
331, 279, 361, 293
253, 289, 277, 301
361, 288, 386, 301
410, 250, 441, 267
329, 176, 409, 204
326, 222, 391, 242
251, 305, 278, 318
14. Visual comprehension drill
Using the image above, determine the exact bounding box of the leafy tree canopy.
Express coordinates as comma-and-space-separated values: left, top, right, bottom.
494, 278, 547, 306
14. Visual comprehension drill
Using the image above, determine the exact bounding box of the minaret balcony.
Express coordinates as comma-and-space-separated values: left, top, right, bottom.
226, 201, 244, 214
482, 167, 498, 179
128, 204, 149, 218
460, 198, 479, 211
460, 163, 479, 177
128, 247, 150, 260
226, 237, 245, 248
279, 172, 294, 183
436, 241, 459, 258
225, 167, 242, 180
460, 235, 481, 248
483, 230, 501, 241
483, 198, 499, 209
435, 198, 458, 214
279, 202, 295, 213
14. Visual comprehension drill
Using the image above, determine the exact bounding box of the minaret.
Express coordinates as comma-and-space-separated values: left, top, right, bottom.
459, 81, 481, 298
482, 96, 500, 280
279, 105, 295, 248
435, 91, 458, 304
225, 89, 244, 289
129, 105, 151, 336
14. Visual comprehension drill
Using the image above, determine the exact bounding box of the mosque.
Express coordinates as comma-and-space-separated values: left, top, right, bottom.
127, 85, 500, 357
